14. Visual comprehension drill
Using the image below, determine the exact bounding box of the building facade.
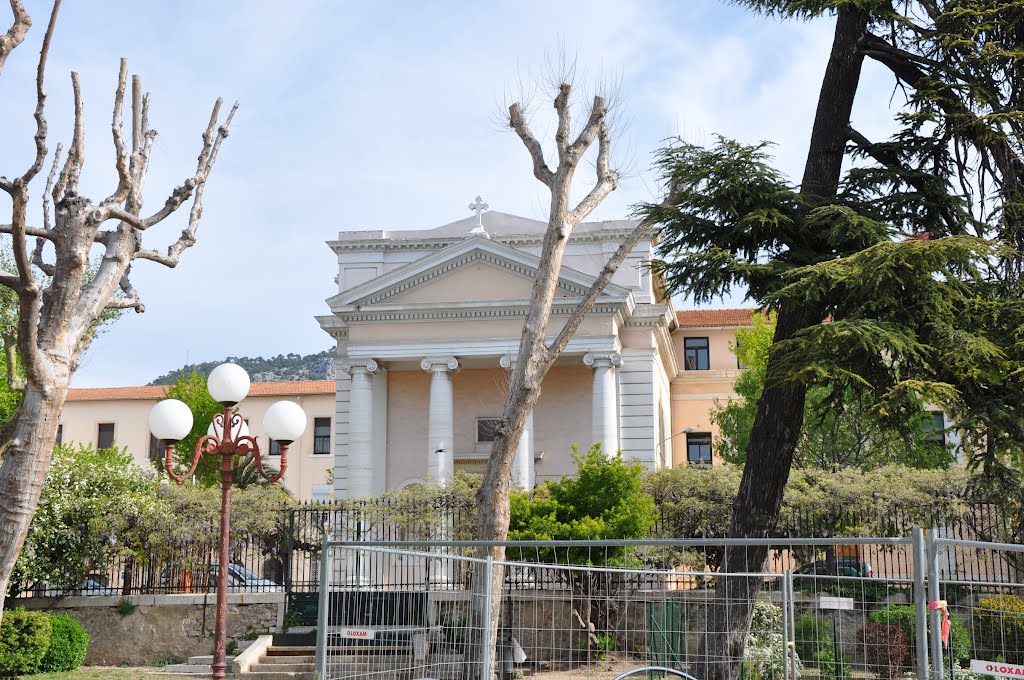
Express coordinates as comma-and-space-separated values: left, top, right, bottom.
318, 210, 757, 499
60, 381, 336, 501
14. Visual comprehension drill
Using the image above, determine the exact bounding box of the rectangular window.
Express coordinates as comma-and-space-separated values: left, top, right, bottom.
684, 337, 710, 371
268, 438, 282, 457
735, 338, 744, 369
149, 434, 162, 465
686, 432, 712, 465
97, 423, 115, 450
925, 411, 946, 447
313, 418, 331, 455
477, 418, 500, 443
55, 424, 62, 447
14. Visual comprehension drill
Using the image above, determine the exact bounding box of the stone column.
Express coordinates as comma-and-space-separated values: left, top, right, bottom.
340, 359, 379, 499
583, 352, 622, 453
421, 356, 459, 485
500, 354, 534, 490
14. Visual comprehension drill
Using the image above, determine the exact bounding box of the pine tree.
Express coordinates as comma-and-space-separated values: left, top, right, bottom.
639, 3, 1024, 678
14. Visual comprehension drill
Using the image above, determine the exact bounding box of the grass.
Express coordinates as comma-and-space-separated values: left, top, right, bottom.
31, 668, 167, 679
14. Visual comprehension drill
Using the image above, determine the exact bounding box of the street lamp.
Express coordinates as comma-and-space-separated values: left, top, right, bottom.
148, 363, 307, 680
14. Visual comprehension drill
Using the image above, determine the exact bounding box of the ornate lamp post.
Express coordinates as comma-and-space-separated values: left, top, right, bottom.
148, 363, 306, 680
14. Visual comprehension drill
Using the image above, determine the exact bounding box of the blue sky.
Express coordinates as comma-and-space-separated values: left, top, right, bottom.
0, 1, 899, 387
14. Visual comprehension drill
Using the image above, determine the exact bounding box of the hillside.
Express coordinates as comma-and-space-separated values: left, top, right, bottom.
149, 349, 335, 385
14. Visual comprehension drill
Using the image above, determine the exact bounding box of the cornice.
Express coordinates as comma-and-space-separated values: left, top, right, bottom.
328, 229, 644, 254
337, 304, 624, 324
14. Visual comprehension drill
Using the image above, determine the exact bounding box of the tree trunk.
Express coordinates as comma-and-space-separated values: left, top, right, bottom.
698, 7, 867, 680
0, 378, 68, 614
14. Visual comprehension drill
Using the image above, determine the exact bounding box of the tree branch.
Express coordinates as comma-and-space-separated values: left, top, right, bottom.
569, 121, 618, 224
508, 102, 554, 187
554, 83, 571, 163
19, 0, 59, 187
102, 58, 130, 206
0, 0, 30, 77
566, 95, 606, 163
132, 100, 237, 266
547, 217, 654, 359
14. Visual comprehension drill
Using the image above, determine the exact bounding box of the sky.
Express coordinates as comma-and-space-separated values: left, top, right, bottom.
0, 1, 901, 387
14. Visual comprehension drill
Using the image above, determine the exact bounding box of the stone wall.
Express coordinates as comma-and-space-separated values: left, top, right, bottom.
18, 592, 284, 665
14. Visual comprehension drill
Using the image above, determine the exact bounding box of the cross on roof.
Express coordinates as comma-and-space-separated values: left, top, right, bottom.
468, 195, 490, 238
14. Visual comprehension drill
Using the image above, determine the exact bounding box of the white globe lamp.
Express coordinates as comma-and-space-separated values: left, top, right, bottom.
263, 401, 306, 444
207, 363, 250, 405
149, 399, 194, 442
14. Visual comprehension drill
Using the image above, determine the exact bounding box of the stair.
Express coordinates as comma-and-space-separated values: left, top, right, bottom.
165, 654, 235, 676
242, 646, 315, 680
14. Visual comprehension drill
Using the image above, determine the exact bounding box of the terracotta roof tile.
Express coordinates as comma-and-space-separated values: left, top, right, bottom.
66, 380, 335, 402
675, 308, 758, 328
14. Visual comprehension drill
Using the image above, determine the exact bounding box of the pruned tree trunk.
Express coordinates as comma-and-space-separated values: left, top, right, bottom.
0, 1, 235, 618
697, 7, 867, 680
469, 80, 653, 679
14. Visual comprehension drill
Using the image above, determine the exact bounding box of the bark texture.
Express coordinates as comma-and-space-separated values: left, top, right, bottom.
0, 2, 235, 618
470, 82, 653, 678
697, 7, 868, 680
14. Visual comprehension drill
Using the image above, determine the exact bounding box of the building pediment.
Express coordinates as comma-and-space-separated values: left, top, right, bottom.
326, 235, 631, 312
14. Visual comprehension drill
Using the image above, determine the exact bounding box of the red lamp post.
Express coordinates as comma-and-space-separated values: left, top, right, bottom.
149, 363, 306, 680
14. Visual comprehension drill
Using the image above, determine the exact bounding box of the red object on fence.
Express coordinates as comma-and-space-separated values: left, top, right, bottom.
929, 599, 951, 647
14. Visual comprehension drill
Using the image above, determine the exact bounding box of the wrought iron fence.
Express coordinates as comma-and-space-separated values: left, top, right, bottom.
10, 492, 1020, 608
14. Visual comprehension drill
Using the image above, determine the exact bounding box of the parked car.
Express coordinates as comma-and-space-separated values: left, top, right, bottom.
41, 576, 118, 597
161, 562, 282, 593
795, 557, 873, 578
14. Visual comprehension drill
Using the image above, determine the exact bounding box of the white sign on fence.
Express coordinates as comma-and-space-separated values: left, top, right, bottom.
340, 628, 376, 640
971, 660, 1024, 677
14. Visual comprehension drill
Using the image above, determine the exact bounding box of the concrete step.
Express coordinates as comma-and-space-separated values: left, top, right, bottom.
187, 655, 236, 665
164, 663, 216, 674
258, 655, 314, 664
252, 662, 313, 673
267, 646, 315, 655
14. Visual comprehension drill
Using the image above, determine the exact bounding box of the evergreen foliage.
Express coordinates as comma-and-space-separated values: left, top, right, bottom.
163, 370, 226, 487
509, 443, 657, 566
0, 607, 51, 675
39, 613, 89, 673
870, 603, 971, 664
714, 311, 956, 469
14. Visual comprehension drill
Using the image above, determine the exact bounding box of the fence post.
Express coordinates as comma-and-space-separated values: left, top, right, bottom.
787, 570, 797, 680
912, 528, 930, 680
926, 528, 944, 680
481, 555, 495, 680
782, 570, 791, 680
314, 533, 331, 680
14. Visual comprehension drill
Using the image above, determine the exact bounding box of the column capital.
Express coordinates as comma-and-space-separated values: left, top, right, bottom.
421, 355, 460, 373
340, 358, 380, 375
499, 354, 516, 370
583, 351, 622, 368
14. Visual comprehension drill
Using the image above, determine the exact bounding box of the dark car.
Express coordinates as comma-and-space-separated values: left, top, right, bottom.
796, 557, 873, 577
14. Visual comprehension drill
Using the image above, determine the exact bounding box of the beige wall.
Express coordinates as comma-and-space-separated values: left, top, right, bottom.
60, 392, 335, 502
669, 327, 744, 467
383, 365, 593, 488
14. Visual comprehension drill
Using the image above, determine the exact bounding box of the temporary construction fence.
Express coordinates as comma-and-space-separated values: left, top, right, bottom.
309, 530, 1024, 680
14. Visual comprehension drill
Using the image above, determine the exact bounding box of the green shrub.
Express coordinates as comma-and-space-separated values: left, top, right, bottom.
973, 594, 1024, 664
0, 607, 52, 675
870, 603, 971, 664
39, 613, 89, 672
745, 598, 801, 680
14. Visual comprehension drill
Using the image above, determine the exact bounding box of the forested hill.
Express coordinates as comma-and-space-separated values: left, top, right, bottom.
149, 349, 335, 385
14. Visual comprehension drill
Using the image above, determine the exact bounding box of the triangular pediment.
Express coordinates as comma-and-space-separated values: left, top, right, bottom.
326, 235, 631, 311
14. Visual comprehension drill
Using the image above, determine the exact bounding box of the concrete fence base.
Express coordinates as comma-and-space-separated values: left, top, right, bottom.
17, 592, 285, 666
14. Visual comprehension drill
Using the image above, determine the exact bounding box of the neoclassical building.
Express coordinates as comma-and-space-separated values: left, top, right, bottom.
318, 209, 754, 500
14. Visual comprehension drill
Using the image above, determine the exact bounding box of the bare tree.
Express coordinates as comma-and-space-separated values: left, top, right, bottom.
471, 77, 654, 677
0, 0, 236, 616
